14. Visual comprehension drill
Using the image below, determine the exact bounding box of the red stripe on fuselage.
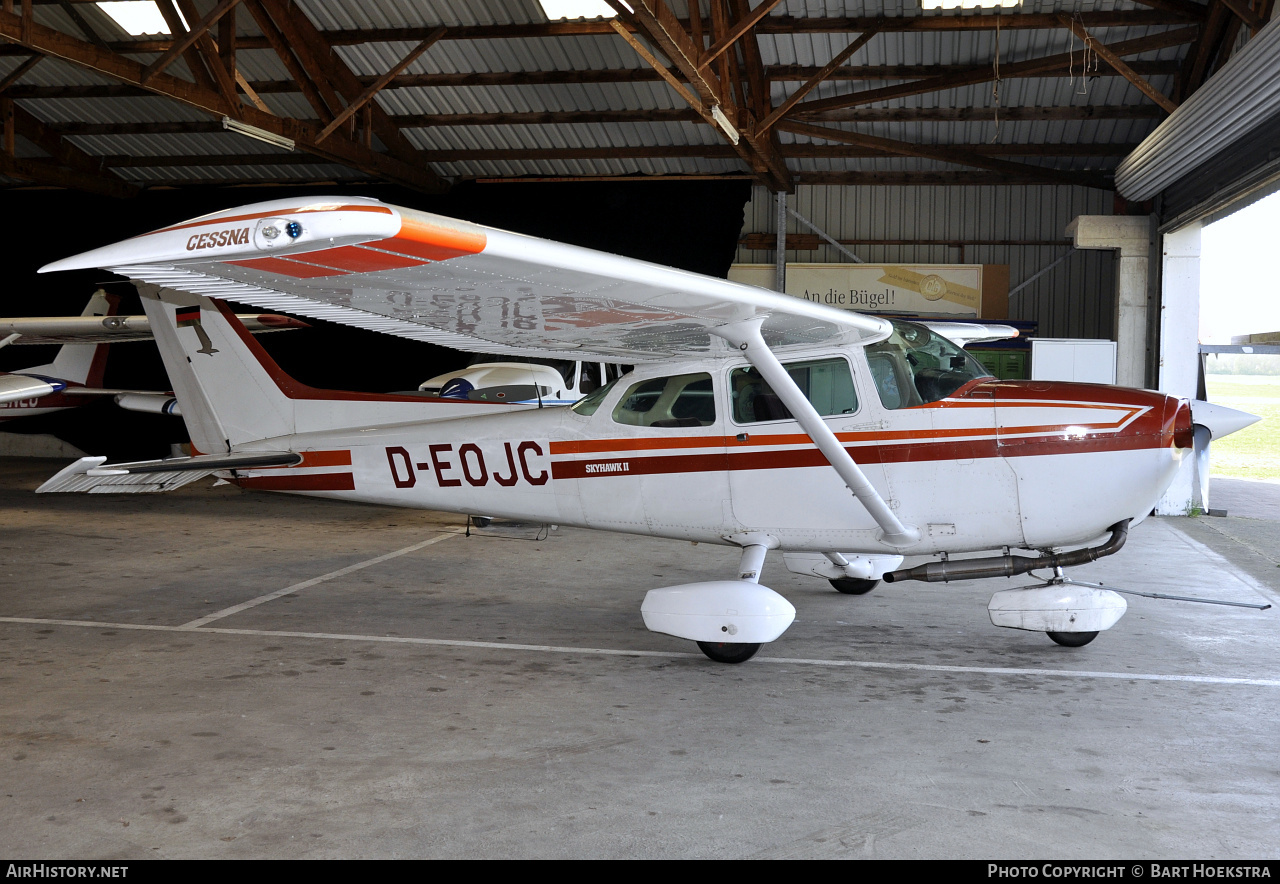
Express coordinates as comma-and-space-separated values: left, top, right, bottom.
554, 430, 1173, 481
232, 472, 355, 491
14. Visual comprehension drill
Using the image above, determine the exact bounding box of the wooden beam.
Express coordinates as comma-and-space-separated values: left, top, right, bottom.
0, 151, 142, 194
1125, 0, 1212, 17
768, 59, 1181, 82
756, 29, 878, 134
792, 26, 1198, 114
55, 0, 108, 50
794, 170, 1113, 188
142, 0, 241, 83
0, 59, 1184, 98
2, 96, 12, 155
606, 18, 699, 107
173, 0, 239, 109
1178, 1, 1232, 99
9, 104, 138, 197
43, 104, 1166, 137
244, 0, 334, 122
1057, 14, 1178, 114
256, 0, 426, 168
614, 0, 720, 105
807, 105, 1165, 123
697, 0, 783, 70
314, 27, 445, 143
66, 139, 1143, 164
777, 119, 1111, 189
97, 11, 1202, 53
152, 0, 216, 94
1217, 0, 1267, 30
0, 8, 447, 193
234, 69, 271, 113
605, 0, 790, 190
101, 151, 338, 167
726, 0, 791, 190
218, 2, 235, 75
0, 53, 40, 92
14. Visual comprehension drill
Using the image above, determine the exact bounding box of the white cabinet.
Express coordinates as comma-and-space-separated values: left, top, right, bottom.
1030, 339, 1117, 384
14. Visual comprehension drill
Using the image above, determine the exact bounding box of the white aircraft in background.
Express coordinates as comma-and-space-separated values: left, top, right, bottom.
34, 197, 1263, 663
0, 290, 308, 420
418, 357, 628, 405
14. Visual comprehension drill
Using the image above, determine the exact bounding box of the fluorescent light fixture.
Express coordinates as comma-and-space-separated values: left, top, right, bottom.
97, 2, 186, 36
710, 105, 740, 145
222, 116, 296, 151
537, 0, 619, 20
921, 0, 1020, 8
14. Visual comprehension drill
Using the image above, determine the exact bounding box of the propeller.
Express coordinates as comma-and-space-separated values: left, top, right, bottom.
1188, 399, 1261, 511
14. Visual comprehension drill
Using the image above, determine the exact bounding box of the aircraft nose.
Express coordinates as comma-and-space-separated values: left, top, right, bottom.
1190, 399, 1261, 441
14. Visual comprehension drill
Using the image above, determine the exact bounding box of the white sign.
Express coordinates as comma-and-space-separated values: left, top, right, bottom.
730, 263, 984, 317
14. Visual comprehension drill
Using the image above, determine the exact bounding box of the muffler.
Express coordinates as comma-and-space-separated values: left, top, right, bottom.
883, 520, 1129, 584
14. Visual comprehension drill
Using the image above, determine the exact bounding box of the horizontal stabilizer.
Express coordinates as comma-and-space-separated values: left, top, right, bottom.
38, 451, 301, 494
0, 374, 63, 404
0, 313, 308, 345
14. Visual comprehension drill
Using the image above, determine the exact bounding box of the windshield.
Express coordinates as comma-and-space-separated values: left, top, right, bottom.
571, 376, 620, 416
865, 320, 992, 408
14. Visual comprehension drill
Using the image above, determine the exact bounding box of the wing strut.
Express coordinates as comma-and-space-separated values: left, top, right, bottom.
712, 318, 921, 548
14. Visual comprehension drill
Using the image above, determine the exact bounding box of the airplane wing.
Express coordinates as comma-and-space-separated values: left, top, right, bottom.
919, 321, 1019, 348
0, 373, 64, 404
0, 312, 309, 345
40, 197, 891, 362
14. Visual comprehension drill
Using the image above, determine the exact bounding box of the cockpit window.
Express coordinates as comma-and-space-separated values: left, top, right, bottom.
731, 357, 858, 424
866, 320, 991, 409
612, 373, 716, 428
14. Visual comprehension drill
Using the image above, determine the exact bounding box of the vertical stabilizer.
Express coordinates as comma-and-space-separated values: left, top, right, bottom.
137, 284, 296, 453
48, 290, 119, 386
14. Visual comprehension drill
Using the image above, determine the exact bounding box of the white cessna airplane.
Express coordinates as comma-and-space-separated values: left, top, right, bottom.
35, 197, 1261, 662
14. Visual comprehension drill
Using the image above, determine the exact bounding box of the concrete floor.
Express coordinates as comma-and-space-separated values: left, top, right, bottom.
1, 457, 1278, 859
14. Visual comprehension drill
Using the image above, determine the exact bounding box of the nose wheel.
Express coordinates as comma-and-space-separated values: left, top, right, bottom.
696, 641, 761, 664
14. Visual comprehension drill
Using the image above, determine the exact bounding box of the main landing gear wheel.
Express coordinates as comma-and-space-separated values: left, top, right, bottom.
830, 577, 879, 595
1047, 631, 1099, 647
696, 641, 761, 664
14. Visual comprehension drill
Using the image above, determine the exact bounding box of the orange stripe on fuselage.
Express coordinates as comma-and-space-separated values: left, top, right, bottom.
551, 409, 1147, 456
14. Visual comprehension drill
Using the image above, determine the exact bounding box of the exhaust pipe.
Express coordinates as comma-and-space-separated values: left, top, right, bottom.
883, 520, 1129, 584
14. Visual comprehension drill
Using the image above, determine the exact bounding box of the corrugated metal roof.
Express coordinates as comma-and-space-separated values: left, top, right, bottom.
0, 1, 1222, 192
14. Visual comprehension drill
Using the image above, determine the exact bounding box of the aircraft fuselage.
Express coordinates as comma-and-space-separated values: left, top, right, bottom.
229, 348, 1191, 557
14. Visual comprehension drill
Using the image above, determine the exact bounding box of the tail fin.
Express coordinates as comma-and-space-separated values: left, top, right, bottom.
138, 284, 487, 454
138, 284, 296, 454
48, 290, 119, 386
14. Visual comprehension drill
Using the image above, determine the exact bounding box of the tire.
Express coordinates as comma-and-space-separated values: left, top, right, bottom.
1047, 630, 1099, 647
696, 641, 761, 664
830, 577, 879, 595
470, 516, 493, 528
